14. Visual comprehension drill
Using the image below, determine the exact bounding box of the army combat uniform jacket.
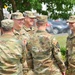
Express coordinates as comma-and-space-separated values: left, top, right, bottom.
23, 25, 36, 35
66, 33, 75, 75
26, 30, 66, 75
14, 28, 30, 42
14, 28, 31, 75
0, 34, 26, 75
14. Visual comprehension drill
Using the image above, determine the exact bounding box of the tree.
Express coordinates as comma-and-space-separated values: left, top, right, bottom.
1, 0, 75, 19
0, 0, 4, 27
42, 0, 74, 19
9, 0, 17, 12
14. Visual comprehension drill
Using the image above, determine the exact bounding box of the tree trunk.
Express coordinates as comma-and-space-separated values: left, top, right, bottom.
0, 0, 4, 27
9, 0, 17, 12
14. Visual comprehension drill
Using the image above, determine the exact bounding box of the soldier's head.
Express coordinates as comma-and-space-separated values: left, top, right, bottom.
23, 11, 36, 28
37, 15, 47, 26
36, 15, 48, 29
1, 19, 14, 33
11, 11, 24, 30
67, 15, 75, 32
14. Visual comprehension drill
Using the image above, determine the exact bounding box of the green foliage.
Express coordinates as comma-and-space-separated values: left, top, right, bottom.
69, 0, 75, 4
2, 0, 75, 19
55, 34, 68, 57
46, 0, 73, 19
61, 47, 66, 55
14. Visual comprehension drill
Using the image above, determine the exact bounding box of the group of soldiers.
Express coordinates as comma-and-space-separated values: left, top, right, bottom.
0, 10, 75, 75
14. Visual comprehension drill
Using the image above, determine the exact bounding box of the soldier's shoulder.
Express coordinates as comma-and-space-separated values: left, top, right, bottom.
52, 37, 58, 45
8, 38, 23, 47
0, 36, 20, 44
42, 32, 54, 40
43, 33, 58, 45
67, 33, 73, 40
36, 32, 53, 41
33, 32, 53, 40
13, 29, 19, 35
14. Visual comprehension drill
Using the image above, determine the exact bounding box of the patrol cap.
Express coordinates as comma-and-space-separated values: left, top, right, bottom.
1, 19, 14, 29
67, 15, 75, 22
11, 11, 24, 19
37, 15, 48, 24
23, 11, 36, 18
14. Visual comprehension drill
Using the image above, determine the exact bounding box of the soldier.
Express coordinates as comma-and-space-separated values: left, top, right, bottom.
65, 15, 75, 75
11, 11, 30, 75
11, 11, 30, 42
0, 19, 26, 75
23, 11, 37, 35
26, 15, 66, 75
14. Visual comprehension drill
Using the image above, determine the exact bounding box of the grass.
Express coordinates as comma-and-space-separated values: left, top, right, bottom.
54, 34, 68, 48
54, 33, 68, 60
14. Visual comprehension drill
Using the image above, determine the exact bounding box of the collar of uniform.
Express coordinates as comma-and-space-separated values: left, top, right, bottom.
13, 29, 20, 35
36, 30, 46, 33
1, 33, 14, 38
69, 32, 75, 38
23, 25, 31, 31
30, 27, 35, 31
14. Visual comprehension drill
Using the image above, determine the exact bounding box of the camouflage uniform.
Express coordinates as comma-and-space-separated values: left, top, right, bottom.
0, 19, 26, 75
23, 11, 37, 75
11, 11, 31, 75
23, 11, 37, 35
11, 11, 24, 19
0, 34, 25, 75
66, 16, 75, 75
66, 33, 75, 75
26, 31, 65, 75
26, 15, 66, 75
13, 28, 30, 42
11, 11, 30, 41
23, 25, 35, 35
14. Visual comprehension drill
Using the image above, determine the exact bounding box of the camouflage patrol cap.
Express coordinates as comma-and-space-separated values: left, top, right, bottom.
1, 19, 14, 29
23, 11, 36, 18
67, 15, 75, 22
37, 15, 48, 24
11, 11, 24, 19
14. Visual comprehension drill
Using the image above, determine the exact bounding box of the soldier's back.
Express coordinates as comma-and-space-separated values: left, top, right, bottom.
27, 31, 63, 75
0, 34, 23, 75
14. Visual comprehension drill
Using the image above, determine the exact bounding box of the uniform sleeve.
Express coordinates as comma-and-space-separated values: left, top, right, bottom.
52, 37, 66, 73
66, 37, 72, 56
26, 42, 34, 70
21, 43, 29, 75
65, 36, 72, 70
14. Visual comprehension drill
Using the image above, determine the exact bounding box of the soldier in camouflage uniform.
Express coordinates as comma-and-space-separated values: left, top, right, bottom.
0, 19, 26, 75
23, 11, 37, 35
23, 11, 37, 75
66, 15, 75, 75
11, 11, 30, 42
11, 11, 30, 75
26, 15, 66, 75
